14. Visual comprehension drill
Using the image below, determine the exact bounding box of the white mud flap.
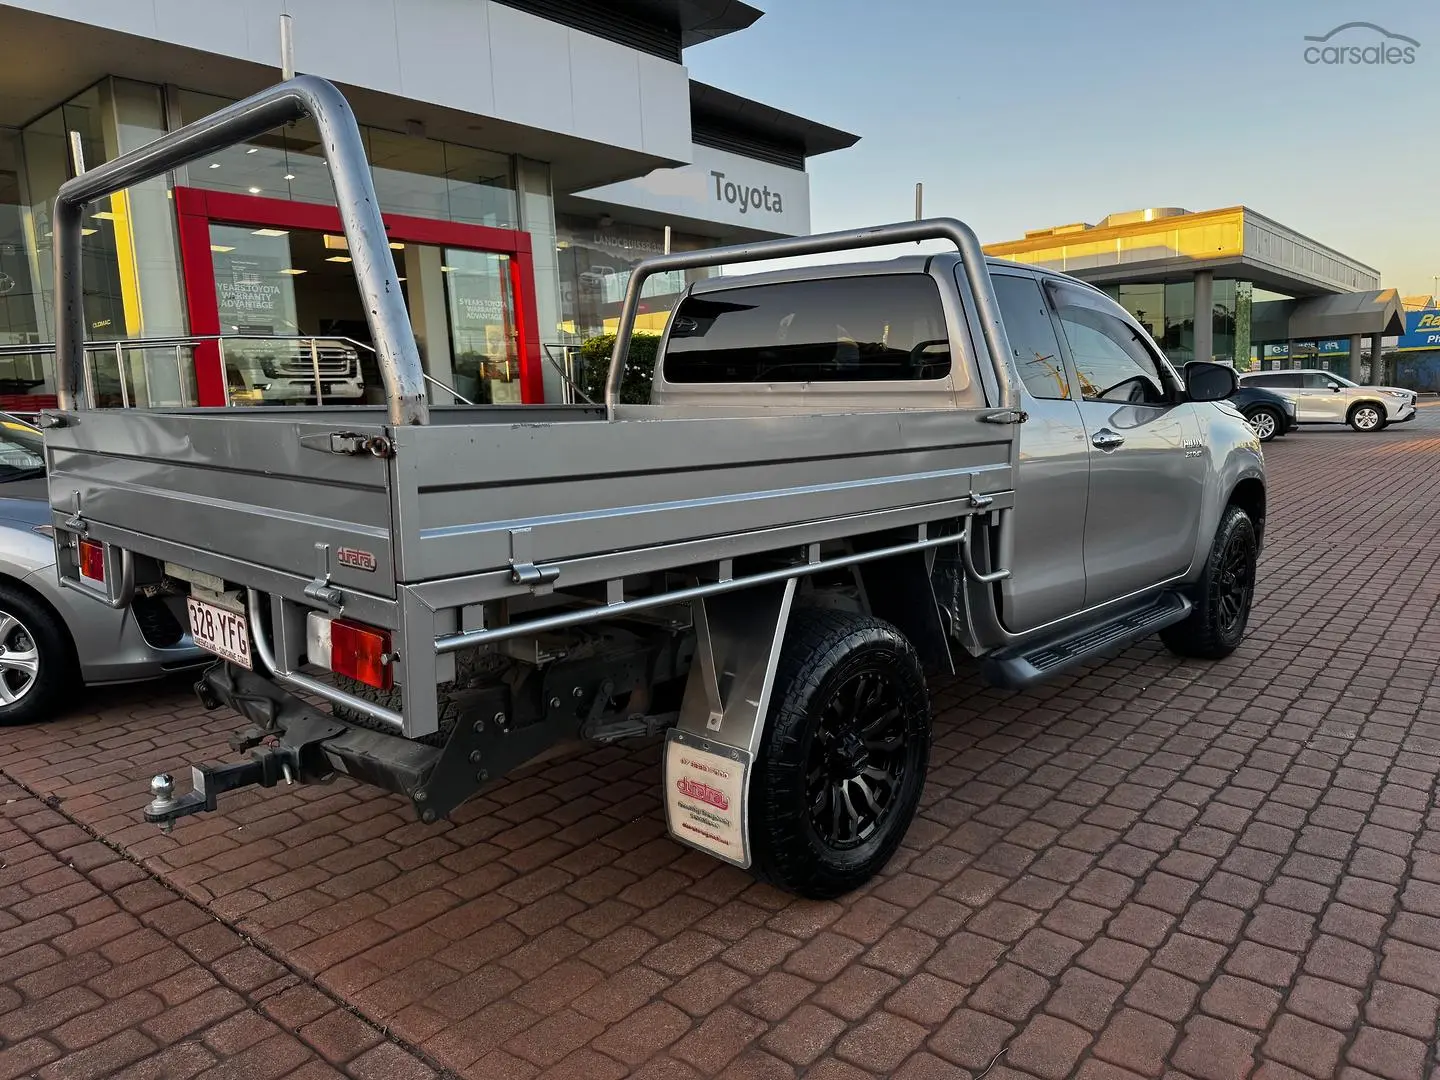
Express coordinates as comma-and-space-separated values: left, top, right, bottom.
664, 730, 752, 868
662, 577, 795, 868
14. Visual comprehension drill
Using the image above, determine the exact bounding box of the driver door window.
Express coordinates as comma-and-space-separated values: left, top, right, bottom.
1046, 282, 1170, 405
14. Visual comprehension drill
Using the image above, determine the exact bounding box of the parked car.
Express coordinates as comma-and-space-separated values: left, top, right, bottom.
1228, 384, 1297, 442
1238, 369, 1417, 432
0, 412, 206, 724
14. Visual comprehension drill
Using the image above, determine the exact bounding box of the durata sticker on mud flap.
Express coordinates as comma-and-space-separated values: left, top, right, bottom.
663, 734, 750, 867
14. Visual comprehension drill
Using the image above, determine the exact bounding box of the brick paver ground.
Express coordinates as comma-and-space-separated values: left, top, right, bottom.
0, 780, 439, 1079
4, 404, 1440, 1080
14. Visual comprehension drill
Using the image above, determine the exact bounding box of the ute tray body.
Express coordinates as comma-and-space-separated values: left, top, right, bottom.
44, 401, 1015, 622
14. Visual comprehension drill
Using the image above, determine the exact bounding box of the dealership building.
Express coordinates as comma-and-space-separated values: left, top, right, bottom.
0, 0, 857, 408
984, 206, 1407, 383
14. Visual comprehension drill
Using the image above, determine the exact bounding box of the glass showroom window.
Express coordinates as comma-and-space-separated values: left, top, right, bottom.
555, 215, 716, 342
16, 79, 189, 406
174, 89, 518, 228
443, 249, 519, 405
0, 128, 45, 397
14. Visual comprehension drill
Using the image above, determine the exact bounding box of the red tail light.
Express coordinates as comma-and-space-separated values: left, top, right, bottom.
78, 539, 105, 582
330, 619, 393, 690
308, 613, 392, 690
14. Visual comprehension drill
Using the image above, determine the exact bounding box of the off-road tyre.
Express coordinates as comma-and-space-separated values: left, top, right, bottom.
1160, 504, 1258, 660
749, 607, 931, 900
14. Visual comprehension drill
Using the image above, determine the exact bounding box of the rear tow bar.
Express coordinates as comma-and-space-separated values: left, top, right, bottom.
143, 672, 351, 831
141, 662, 459, 831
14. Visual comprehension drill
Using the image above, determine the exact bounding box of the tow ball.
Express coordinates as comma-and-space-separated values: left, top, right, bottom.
144, 747, 299, 833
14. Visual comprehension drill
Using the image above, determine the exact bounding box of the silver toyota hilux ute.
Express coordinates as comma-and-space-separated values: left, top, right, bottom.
39, 78, 1266, 900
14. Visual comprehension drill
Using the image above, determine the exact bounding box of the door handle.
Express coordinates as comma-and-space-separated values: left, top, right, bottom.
1091, 429, 1125, 451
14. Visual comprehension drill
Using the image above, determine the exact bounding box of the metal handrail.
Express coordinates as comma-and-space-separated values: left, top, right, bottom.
0, 332, 477, 408
0, 332, 376, 355
604, 217, 1018, 420
51, 76, 429, 425
542, 342, 595, 405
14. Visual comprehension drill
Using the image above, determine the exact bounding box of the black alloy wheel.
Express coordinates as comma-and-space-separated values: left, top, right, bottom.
805, 668, 909, 849
1214, 523, 1257, 638
750, 608, 931, 899
1160, 504, 1259, 660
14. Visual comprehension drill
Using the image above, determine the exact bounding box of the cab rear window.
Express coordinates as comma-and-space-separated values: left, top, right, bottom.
661, 274, 952, 384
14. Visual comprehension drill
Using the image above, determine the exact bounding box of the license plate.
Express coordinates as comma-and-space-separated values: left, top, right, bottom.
186, 596, 252, 670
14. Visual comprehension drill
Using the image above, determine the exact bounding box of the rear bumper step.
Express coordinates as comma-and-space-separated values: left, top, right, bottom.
982, 592, 1191, 689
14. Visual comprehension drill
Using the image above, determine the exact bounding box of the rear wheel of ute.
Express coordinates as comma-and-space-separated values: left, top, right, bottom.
749, 608, 931, 900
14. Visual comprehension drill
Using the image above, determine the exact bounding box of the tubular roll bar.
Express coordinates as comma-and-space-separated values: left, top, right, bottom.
604, 217, 1018, 418
51, 76, 430, 426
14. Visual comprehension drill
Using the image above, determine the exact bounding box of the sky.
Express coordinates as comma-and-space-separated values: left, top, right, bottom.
684, 0, 1440, 297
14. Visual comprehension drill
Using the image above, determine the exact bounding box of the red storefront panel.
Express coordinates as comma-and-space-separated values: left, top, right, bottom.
174, 186, 543, 405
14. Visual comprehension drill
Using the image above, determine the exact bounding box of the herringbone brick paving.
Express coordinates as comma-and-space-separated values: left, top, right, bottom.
3, 405, 1440, 1079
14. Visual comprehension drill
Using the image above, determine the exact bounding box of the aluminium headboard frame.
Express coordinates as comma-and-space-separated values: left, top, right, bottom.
51, 76, 430, 426
603, 217, 1018, 421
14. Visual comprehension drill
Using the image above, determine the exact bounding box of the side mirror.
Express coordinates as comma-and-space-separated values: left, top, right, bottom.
1184, 361, 1239, 402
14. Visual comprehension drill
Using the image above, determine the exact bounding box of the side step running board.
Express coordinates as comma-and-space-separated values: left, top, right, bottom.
983, 592, 1192, 689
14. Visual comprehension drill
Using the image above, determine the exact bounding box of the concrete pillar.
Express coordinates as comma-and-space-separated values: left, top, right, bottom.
1370, 333, 1384, 385
1193, 270, 1214, 364
515, 157, 562, 404
102, 79, 189, 406
404, 245, 456, 404
1348, 334, 1363, 382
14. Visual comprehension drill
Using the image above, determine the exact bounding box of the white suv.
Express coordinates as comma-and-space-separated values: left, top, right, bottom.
1237, 369, 1417, 432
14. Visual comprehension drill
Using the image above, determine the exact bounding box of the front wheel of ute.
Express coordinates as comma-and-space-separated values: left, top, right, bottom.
1160, 504, 1258, 660
750, 608, 931, 900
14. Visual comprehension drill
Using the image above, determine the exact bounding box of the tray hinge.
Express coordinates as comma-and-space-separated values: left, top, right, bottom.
304, 543, 344, 608
508, 528, 560, 594
64, 489, 88, 535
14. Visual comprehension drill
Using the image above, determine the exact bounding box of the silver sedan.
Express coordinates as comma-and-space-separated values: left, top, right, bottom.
0, 413, 206, 724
